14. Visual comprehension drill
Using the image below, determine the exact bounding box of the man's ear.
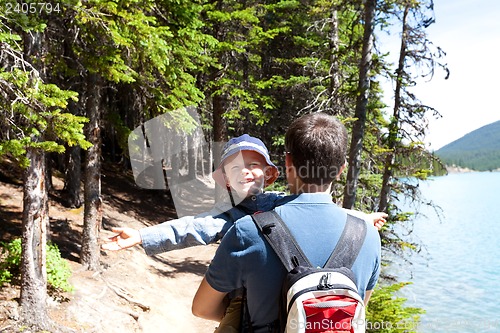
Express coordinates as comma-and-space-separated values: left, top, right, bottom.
285, 153, 293, 169
336, 161, 347, 180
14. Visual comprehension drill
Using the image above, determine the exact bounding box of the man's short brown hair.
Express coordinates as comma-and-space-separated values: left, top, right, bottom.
285, 113, 348, 185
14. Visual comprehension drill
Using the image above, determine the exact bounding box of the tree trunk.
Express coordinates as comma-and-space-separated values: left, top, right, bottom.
378, 6, 409, 212
342, 0, 376, 209
212, 94, 227, 200
20, 147, 52, 330
44, 153, 52, 242
81, 74, 102, 270
45, 153, 53, 192
209, 1, 228, 198
171, 136, 181, 196
328, 5, 341, 114
18, 28, 54, 331
64, 145, 82, 208
188, 133, 197, 179
199, 137, 207, 177
63, 100, 83, 208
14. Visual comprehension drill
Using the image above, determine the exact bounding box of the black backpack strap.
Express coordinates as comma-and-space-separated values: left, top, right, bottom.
325, 213, 367, 269
252, 211, 367, 271
251, 211, 312, 271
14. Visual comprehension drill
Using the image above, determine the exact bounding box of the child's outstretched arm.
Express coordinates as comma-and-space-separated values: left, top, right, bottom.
368, 212, 387, 230
102, 227, 142, 251
138, 212, 231, 255
102, 205, 233, 255
341, 208, 387, 230
102, 192, 283, 255
368, 212, 388, 230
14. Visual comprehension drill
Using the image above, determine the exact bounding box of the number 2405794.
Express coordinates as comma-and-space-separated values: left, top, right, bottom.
5, 2, 61, 15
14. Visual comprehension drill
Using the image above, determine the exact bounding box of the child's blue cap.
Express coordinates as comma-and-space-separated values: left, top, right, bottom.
212, 134, 279, 187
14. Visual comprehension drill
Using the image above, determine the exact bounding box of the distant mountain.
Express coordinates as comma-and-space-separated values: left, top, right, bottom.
435, 120, 500, 171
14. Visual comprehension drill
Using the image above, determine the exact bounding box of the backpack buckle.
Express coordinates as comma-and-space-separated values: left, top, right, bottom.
318, 272, 332, 290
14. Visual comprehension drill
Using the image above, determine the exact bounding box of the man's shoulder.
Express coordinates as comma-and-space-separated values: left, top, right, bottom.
344, 213, 381, 252
363, 220, 381, 252
233, 214, 257, 230
220, 214, 264, 251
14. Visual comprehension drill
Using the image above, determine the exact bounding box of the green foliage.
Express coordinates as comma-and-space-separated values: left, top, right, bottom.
0, 238, 73, 293
0, 238, 22, 286
0, 68, 91, 166
72, 1, 137, 83
366, 283, 424, 333
72, 0, 208, 111
46, 242, 73, 292
395, 145, 447, 178
264, 179, 289, 194
0, 0, 49, 33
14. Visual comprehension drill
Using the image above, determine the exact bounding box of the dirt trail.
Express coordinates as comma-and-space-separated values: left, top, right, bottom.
0, 163, 220, 332
53, 243, 219, 332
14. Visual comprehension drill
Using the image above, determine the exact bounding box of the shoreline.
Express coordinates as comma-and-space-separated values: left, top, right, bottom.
446, 165, 500, 174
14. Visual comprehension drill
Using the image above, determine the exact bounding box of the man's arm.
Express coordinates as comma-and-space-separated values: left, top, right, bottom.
363, 289, 373, 306
363, 223, 382, 307
192, 277, 228, 322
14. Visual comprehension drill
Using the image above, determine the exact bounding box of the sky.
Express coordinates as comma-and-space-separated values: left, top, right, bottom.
378, 0, 500, 151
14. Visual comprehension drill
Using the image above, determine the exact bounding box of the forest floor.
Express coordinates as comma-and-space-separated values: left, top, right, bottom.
0, 158, 219, 333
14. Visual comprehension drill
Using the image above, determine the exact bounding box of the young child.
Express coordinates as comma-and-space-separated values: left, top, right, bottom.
102, 134, 387, 332
102, 134, 282, 255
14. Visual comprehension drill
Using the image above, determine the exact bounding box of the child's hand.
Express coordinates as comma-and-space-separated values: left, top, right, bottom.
101, 227, 142, 251
370, 212, 388, 231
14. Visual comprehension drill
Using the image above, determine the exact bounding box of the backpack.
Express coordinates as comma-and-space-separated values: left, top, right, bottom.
250, 210, 367, 333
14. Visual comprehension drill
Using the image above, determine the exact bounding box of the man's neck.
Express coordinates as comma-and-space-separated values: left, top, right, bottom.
295, 181, 331, 194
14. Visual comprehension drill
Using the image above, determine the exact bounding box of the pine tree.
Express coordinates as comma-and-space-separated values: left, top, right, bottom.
0, 14, 90, 328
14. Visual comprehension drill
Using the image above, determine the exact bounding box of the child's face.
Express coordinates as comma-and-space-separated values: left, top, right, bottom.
222, 150, 269, 199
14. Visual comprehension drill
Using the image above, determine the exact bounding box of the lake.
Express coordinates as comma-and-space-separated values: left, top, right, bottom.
389, 172, 500, 333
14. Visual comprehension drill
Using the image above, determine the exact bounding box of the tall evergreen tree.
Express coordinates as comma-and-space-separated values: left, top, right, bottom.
343, 0, 377, 209
18, 27, 52, 329
378, 0, 448, 213
0, 16, 90, 329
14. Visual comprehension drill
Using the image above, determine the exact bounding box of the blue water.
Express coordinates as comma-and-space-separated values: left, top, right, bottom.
389, 172, 500, 333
